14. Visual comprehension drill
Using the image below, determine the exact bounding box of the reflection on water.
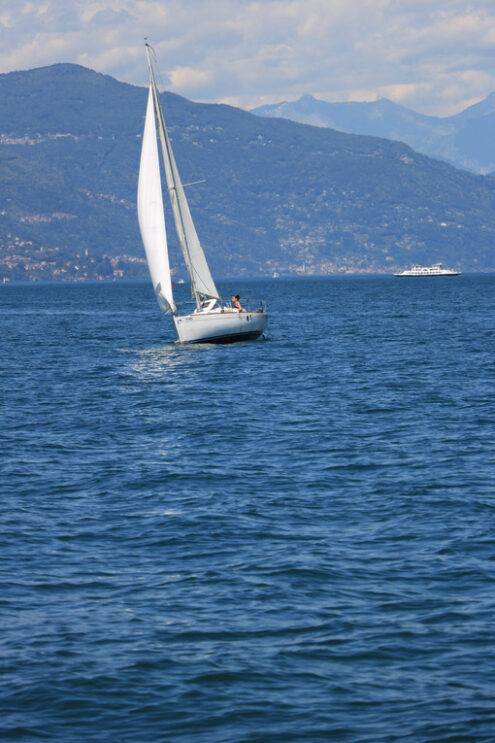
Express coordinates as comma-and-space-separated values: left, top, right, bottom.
124, 341, 217, 380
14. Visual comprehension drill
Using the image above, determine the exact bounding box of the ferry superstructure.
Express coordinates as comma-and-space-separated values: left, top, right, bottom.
394, 263, 461, 277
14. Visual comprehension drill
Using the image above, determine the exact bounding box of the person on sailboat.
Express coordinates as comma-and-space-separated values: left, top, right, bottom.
232, 294, 243, 311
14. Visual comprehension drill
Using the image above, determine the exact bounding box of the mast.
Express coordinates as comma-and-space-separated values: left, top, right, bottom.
145, 43, 220, 310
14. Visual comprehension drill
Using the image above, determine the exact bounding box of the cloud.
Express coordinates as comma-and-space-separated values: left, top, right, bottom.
1, 0, 495, 116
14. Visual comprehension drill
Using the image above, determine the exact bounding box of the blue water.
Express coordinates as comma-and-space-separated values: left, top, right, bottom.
1, 275, 495, 742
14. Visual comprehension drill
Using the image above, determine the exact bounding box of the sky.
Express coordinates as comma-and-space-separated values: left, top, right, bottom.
1, 0, 495, 116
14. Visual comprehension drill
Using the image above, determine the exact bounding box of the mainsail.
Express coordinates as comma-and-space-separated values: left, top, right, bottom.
137, 86, 176, 314
146, 46, 220, 306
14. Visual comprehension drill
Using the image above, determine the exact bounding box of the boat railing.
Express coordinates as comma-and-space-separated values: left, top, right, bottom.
225, 300, 250, 311
177, 298, 266, 313
225, 299, 267, 313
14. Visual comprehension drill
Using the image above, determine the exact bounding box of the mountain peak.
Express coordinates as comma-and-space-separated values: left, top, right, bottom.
298, 94, 318, 103
452, 92, 495, 122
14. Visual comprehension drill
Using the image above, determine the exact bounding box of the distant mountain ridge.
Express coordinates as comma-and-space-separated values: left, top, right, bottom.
252, 94, 495, 174
1, 63, 495, 282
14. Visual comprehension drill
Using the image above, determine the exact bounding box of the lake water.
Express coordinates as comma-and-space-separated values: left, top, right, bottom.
1, 275, 494, 742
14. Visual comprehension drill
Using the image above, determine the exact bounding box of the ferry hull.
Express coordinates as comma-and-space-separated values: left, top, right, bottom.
174, 311, 268, 344
394, 273, 460, 277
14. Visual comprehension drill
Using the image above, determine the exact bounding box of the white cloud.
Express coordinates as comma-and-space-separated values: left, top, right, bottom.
1, 0, 495, 116
169, 66, 214, 94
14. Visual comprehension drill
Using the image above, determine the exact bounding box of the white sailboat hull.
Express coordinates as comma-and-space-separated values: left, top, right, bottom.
174, 310, 268, 344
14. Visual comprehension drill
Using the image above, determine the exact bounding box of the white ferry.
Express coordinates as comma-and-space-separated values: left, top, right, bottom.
394, 263, 461, 277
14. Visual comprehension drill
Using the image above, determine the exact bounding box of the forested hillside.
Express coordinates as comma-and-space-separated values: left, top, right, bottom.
1, 64, 495, 281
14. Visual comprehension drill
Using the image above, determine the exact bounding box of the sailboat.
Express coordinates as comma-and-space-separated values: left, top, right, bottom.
137, 43, 268, 344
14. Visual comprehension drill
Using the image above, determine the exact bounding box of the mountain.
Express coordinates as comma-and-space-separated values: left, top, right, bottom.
251, 94, 495, 174
2, 64, 495, 282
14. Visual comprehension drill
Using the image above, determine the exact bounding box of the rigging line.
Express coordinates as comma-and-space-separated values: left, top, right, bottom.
172, 179, 207, 189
